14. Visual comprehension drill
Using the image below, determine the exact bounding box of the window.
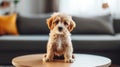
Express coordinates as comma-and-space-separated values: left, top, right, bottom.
59, 0, 120, 19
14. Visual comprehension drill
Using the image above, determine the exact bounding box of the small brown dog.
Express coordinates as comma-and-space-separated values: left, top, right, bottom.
43, 12, 76, 63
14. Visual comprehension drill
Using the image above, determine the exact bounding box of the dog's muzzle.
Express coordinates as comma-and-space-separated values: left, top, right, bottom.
58, 27, 63, 32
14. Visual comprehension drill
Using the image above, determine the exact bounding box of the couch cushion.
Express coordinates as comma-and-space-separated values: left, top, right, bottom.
0, 35, 48, 52
17, 14, 51, 35
72, 14, 114, 34
0, 35, 120, 51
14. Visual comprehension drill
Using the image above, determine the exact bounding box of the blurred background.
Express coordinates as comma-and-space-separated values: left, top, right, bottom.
0, 0, 120, 19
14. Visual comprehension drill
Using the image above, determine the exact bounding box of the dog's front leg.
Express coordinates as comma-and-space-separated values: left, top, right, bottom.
64, 44, 74, 63
43, 43, 54, 62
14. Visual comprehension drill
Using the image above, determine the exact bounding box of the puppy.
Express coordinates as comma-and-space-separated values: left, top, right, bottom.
43, 12, 76, 63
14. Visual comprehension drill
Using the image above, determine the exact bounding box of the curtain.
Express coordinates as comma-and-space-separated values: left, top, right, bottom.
59, 0, 120, 19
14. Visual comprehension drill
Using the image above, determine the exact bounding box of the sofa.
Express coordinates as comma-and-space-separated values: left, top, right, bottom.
0, 13, 120, 65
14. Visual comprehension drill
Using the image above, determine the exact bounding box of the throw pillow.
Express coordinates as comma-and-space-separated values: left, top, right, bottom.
72, 14, 114, 34
0, 13, 18, 35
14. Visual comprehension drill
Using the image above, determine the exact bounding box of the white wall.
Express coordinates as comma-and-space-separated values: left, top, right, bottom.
59, 0, 110, 17
17, 0, 45, 15
59, 0, 120, 18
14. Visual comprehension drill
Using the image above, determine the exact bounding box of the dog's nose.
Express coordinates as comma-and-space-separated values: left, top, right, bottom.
58, 27, 63, 31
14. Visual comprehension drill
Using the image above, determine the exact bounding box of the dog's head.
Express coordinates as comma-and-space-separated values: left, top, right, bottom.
47, 12, 76, 34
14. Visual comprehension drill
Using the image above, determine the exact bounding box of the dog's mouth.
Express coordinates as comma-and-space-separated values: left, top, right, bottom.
56, 30, 64, 35
56, 31, 64, 34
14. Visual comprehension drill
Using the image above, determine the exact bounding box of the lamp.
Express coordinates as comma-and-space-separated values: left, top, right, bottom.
102, 0, 109, 9
102, 3, 109, 9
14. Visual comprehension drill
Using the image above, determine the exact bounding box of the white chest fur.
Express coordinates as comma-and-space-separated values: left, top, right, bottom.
57, 36, 63, 51
49, 34, 71, 52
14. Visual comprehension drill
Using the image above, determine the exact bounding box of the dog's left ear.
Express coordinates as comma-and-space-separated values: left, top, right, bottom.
68, 18, 76, 32
46, 17, 54, 30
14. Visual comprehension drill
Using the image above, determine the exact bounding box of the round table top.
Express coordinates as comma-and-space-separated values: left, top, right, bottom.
12, 54, 111, 67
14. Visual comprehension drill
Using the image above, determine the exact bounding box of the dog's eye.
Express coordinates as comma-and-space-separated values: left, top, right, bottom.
64, 21, 68, 25
55, 20, 59, 24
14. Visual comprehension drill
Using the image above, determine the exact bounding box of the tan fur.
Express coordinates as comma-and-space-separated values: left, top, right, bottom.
43, 12, 76, 63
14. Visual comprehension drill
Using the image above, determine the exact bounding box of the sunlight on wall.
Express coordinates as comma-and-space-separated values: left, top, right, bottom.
17, 0, 45, 16
59, 0, 118, 18
107, 0, 120, 18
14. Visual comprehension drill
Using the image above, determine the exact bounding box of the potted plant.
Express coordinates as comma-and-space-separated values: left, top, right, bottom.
13, 0, 19, 12
14, 0, 19, 5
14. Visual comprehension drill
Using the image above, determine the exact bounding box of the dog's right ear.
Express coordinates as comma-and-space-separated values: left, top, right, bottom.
46, 17, 54, 30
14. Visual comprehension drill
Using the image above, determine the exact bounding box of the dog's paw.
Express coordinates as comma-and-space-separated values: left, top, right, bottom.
65, 58, 74, 63
42, 56, 53, 62
43, 58, 50, 62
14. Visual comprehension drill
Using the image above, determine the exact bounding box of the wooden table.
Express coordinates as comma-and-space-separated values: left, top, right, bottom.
12, 54, 111, 67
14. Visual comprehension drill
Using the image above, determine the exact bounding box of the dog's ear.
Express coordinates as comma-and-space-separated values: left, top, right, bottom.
68, 19, 76, 32
46, 17, 54, 30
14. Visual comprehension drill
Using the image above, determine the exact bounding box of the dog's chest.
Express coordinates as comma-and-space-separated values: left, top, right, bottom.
52, 35, 67, 52
56, 36, 64, 51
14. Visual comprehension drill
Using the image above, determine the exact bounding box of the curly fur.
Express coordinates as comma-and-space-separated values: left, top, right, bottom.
43, 12, 76, 63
